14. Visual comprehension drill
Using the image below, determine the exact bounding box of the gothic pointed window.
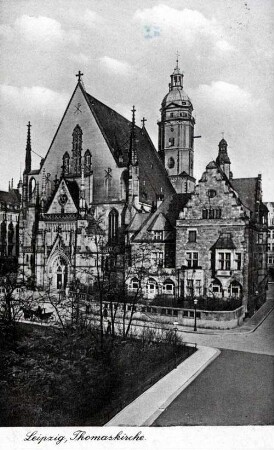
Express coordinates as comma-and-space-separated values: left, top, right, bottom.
84, 149, 92, 173
108, 209, 118, 244
8, 222, 14, 256
72, 125, 82, 174
63, 152, 70, 174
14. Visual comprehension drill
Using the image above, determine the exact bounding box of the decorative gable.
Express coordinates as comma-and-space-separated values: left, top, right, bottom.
46, 179, 78, 214
179, 163, 248, 221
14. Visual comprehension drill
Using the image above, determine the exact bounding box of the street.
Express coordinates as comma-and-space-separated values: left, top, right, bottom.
153, 349, 274, 426
153, 300, 274, 426
180, 307, 274, 356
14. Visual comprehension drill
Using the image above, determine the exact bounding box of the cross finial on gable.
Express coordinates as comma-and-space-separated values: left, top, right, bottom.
141, 117, 147, 128
221, 131, 225, 139
76, 70, 84, 83
131, 105, 136, 125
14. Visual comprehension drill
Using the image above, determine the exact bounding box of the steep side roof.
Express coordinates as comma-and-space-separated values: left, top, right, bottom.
231, 178, 258, 212
0, 189, 21, 205
84, 89, 175, 204
148, 212, 173, 231
127, 212, 151, 232
133, 193, 191, 241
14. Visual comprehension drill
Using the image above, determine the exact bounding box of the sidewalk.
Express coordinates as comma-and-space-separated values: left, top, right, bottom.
181, 294, 274, 336
105, 345, 220, 427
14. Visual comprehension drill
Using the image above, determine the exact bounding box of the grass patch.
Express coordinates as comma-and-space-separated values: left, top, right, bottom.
0, 322, 195, 426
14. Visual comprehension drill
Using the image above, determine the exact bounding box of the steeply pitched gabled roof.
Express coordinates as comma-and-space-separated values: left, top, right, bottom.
0, 189, 21, 206
83, 87, 175, 205
231, 178, 258, 212
148, 212, 173, 231
133, 193, 191, 242
44, 177, 80, 213
127, 212, 151, 233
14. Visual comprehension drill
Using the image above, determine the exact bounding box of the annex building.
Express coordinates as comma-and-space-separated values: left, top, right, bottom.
18, 63, 268, 316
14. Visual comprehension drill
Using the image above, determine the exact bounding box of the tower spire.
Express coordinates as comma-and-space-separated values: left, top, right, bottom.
24, 121, 32, 174
129, 106, 138, 166
175, 50, 180, 70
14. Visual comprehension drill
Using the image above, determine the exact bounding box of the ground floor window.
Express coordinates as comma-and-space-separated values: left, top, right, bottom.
228, 281, 242, 298
146, 278, 158, 296
162, 279, 175, 295
129, 277, 139, 291
209, 279, 223, 298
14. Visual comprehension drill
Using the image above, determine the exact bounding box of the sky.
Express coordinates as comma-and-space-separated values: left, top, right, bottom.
0, 0, 273, 200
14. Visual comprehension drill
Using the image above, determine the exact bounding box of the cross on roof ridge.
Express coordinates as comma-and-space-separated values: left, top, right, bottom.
76, 70, 84, 82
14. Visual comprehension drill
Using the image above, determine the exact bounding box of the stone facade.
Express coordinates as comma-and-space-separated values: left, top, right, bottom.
18, 78, 174, 290
176, 160, 268, 314
265, 202, 274, 281
16, 65, 269, 319
0, 183, 21, 273
158, 62, 196, 194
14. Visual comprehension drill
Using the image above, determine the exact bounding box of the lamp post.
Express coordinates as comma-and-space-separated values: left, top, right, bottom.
173, 321, 179, 367
193, 297, 198, 332
255, 290, 259, 312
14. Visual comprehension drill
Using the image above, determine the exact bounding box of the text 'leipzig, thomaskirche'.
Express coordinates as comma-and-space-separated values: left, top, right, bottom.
17, 61, 268, 316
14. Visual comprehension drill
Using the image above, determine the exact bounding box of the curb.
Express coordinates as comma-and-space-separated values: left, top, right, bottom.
104, 345, 220, 427
142, 346, 221, 427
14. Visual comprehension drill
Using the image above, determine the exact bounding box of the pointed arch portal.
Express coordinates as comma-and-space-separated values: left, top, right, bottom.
47, 253, 70, 290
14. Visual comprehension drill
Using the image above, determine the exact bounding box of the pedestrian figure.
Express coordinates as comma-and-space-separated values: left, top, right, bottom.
36, 305, 42, 318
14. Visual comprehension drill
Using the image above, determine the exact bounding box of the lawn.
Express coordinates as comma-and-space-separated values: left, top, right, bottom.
0, 322, 194, 426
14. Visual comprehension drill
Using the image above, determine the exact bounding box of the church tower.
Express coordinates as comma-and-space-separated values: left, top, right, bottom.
158, 58, 195, 193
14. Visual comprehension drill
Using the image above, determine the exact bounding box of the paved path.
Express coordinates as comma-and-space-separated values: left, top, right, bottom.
180, 308, 274, 355
106, 290, 274, 427
153, 301, 274, 426
153, 349, 274, 426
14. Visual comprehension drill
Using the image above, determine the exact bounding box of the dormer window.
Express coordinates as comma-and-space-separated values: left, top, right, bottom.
153, 231, 163, 241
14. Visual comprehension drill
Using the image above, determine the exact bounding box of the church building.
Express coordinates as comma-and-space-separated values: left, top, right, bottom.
18, 71, 174, 290
18, 62, 268, 316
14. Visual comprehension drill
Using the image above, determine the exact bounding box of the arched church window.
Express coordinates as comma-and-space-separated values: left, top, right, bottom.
120, 170, 128, 200
29, 178, 36, 201
72, 125, 82, 174
108, 209, 119, 244
168, 157, 175, 168
63, 152, 70, 174
8, 222, 14, 242
84, 149, 92, 173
